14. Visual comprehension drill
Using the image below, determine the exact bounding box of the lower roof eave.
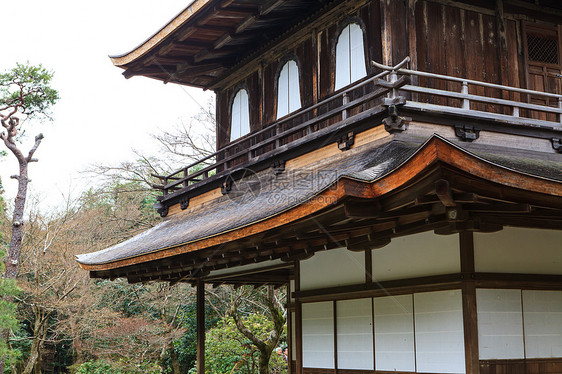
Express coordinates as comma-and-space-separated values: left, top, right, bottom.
76, 135, 562, 280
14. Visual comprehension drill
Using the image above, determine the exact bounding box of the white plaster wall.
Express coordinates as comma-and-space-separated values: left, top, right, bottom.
374, 294, 416, 372
300, 248, 365, 291
302, 301, 334, 368
336, 298, 373, 370
474, 227, 562, 274
372, 231, 460, 282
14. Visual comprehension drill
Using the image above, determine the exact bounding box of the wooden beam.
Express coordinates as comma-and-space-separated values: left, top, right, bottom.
213, 34, 234, 49
177, 63, 224, 77
196, 280, 205, 374
236, 15, 258, 34
260, 0, 284, 16
435, 179, 456, 207
295, 273, 464, 302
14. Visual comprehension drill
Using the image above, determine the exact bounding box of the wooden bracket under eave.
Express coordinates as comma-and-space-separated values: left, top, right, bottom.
455, 124, 480, 142
552, 138, 562, 153
338, 131, 355, 151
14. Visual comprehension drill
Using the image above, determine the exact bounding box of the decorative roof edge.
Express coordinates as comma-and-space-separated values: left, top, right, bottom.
110, 0, 212, 67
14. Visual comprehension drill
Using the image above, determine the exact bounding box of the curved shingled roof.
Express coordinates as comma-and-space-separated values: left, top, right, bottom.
76, 134, 562, 273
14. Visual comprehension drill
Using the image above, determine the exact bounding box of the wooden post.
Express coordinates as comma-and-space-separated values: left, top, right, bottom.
295, 261, 303, 374
460, 232, 480, 374
197, 280, 205, 374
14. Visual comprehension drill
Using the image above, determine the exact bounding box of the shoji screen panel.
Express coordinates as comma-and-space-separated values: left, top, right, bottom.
374, 294, 416, 372
302, 301, 334, 369
477, 288, 525, 359
414, 290, 465, 373
336, 298, 373, 370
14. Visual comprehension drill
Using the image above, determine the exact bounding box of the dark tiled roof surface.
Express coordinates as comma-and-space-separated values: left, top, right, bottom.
76, 135, 562, 266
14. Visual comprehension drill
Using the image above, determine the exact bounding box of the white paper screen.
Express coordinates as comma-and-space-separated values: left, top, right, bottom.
230, 89, 250, 140
477, 289, 524, 359
276, 60, 301, 118
414, 290, 465, 373
374, 294, 415, 372
349, 23, 367, 82
335, 23, 366, 90
523, 290, 562, 358
302, 302, 334, 368
336, 298, 373, 370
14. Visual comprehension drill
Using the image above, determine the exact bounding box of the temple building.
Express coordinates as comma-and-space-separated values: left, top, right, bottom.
76, 1, 562, 373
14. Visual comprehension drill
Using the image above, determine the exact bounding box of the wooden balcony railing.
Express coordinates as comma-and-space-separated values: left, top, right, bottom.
153, 57, 562, 202
152, 69, 393, 201
372, 57, 562, 126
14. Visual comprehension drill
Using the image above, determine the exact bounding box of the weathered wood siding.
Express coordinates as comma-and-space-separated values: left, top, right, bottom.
411, 1, 528, 113
214, 0, 560, 150
215, 0, 383, 150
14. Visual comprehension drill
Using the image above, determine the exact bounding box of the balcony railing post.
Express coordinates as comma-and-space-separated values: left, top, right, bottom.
342, 93, 349, 120
390, 69, 399, 99
512, 106, 520, 118
559, 98, 562, 125
461, 81, 470, 110
275, 124, 281, 149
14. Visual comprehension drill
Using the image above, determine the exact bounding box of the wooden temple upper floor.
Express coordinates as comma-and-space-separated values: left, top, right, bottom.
112, 0, 562, 215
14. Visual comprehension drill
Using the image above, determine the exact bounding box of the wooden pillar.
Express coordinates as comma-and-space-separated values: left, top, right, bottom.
196, 280, 205, 374
287, 280, 293, 374
295, 261, 303, 374
460, 232, 480, 374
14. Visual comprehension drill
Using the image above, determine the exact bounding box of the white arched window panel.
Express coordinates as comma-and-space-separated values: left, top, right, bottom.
230, 89, 250, 141
335, 23, 367, 90
277, 60, 301, 118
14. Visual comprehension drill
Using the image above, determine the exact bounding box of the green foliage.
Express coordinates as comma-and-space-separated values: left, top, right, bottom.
0, 63, 59, 118
165, 302, 221, 373
75, 360, 122, 374
204, 315, 287, 374
74, 359, 160, 374
74, 359, 162, 374
0, 250, 22, 369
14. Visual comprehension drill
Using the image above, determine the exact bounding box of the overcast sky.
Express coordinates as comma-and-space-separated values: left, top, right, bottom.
0, 0, 213, 210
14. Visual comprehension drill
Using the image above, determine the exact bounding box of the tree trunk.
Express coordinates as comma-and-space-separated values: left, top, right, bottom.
22, 306, 49, 374
169, 343, 181, 374
0, 163, 28, 374
161, 340, 181, 374
0, 330, 8, 374
258, 349, 271, 374
5, 161, 29, 279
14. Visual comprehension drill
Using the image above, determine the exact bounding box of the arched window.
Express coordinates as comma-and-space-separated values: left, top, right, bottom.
277, 59, 301, 118
230, 89, 250, 141
335, 23, 367, 90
